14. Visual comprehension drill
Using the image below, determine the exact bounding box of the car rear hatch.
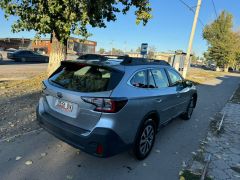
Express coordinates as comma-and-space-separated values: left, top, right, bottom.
42, 61, 124, 131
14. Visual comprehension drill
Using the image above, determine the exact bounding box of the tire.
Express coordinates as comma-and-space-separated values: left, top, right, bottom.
181, 96, 195, 120
133, 119, 156, 160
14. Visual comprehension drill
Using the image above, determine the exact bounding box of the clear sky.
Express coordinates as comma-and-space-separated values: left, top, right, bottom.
0, 0, 239, 56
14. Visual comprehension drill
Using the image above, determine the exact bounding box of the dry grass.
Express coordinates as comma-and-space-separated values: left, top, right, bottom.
0, 73, 47, 98
186, 68, 228, 84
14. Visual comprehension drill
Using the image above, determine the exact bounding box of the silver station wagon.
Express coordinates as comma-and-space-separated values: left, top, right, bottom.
37, 57, 197, 160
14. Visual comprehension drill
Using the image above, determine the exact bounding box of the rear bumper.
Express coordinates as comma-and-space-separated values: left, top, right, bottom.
36, 106, 131, 158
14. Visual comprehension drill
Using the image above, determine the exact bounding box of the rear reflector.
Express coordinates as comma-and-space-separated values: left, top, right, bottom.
96, 144, 104, 155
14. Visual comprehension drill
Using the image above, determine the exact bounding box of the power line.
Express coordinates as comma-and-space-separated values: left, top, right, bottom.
178, 0, 205, 27
211, 0, 218, 18
179, 0, 192, 10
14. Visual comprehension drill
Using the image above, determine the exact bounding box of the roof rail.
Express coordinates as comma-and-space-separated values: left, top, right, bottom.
76, 53, 170, 66
102, 54, 129, 59
120, 57, 170, 66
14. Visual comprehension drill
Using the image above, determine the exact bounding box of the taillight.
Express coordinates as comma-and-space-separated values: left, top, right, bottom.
81, 97, 128, 113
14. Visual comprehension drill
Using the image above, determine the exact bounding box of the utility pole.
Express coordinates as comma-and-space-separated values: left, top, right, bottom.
109, 40, 113, 55
123, 41, 127, 55
182, 0, 202, 78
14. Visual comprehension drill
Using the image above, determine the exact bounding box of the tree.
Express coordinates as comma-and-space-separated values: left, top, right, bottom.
99, 48, 105, 54
0, 0, 152, 75
136, 47, 141, 53
190, 53, 197, 64
233, 31, 240, 70
203, 11, 235, 72
111, 48, 124, 55
148, 46, 156, 59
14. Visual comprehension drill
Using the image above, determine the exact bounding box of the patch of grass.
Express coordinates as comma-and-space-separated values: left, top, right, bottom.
209, 113, 225, 135
186, 68, 228, 84
192, 150, 205, 163
0, 72, 47, 98
180, 170, 212, 180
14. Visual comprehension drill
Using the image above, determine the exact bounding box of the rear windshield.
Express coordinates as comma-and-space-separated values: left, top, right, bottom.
49, 63, 123, 92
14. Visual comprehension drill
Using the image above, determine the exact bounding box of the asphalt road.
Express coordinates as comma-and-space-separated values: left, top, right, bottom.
0, 74, 239, 180
0, 59, 47, 81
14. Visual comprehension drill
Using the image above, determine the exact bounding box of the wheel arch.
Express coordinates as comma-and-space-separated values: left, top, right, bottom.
134, 110, 160, 143
192, 93, 198, 108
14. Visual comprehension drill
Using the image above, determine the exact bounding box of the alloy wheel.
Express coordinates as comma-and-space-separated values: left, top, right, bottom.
139, 124, 154, 155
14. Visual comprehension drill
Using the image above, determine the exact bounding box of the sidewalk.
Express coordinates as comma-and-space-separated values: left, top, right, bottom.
181, 85, 240, 180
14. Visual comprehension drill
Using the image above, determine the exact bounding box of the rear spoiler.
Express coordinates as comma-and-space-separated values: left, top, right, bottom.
60, 60, 122, 72
48, 60, 124, 80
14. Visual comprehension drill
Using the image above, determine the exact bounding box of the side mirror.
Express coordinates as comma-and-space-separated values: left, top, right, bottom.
183, 80, 193, 87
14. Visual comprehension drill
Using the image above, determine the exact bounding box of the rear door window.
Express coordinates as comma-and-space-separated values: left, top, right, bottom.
151, 69, 169, 88
148, 70, 156, 88
130, 70, 148, 88
49, 64, 123, 92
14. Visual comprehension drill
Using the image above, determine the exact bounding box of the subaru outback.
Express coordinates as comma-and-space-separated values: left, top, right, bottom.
37, 57, 197, 160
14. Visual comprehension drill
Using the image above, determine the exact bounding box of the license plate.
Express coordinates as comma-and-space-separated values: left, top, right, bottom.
55, 99, 73, 112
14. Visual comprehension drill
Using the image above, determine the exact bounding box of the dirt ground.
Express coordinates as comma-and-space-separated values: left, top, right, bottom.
0, 73, 46, 140
0, 92, 41, 140
187, 67, 230, 84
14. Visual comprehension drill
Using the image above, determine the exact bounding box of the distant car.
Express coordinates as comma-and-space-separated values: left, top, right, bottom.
209, 64, 217, 71
6, 48, 17, 52
7, 50, 49, 63
77, 54, 108, 61
228, 67, 234, 72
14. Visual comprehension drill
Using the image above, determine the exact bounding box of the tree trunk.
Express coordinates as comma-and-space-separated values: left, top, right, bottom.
223, 64, 229, 72
47, 32, 67, 76
216, 66, 221, 72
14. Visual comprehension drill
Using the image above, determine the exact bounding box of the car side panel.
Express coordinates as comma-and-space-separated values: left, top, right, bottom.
98, 97, 152, 144
144, 88, 178, 124
175, 86, 192, 114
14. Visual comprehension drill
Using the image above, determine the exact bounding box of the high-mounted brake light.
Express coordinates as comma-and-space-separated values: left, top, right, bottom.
81, 97, 128, 113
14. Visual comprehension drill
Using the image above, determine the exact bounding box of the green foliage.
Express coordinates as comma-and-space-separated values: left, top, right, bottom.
0, 0, 152, 42
203, 11, 237, 67
190, 52, 197, 64
233, 32, 240, 69
136, 47, 141, 52
111, 48, 124, 55
99, 48, 105, 54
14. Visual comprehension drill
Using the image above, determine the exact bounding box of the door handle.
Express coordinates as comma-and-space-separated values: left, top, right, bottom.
155, 99, 162, 103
